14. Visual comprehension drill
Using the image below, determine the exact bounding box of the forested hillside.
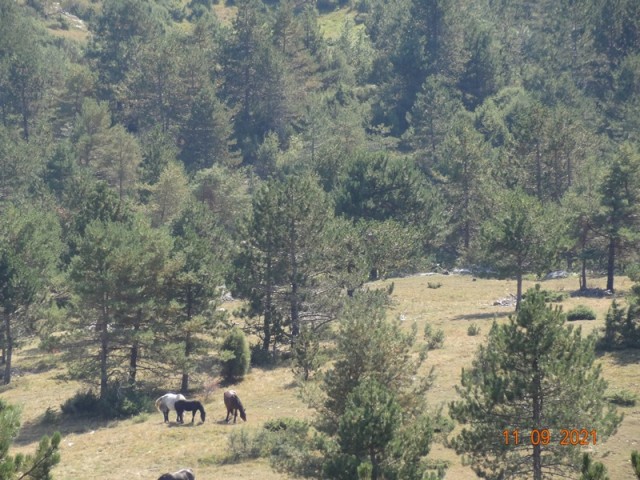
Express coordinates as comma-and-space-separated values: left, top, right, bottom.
1, 0, 640, 478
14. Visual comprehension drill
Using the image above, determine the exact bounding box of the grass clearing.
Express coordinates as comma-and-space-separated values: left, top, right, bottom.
3, 274, 639, 479
317, 7, 360, 41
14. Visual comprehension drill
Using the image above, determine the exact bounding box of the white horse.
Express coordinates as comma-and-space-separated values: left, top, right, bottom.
155, 393, 186, 423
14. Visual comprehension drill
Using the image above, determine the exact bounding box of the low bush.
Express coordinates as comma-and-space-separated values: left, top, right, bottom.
60, 385, 148, 419
606, 389, 637, 407
424, 323, 445, 350
566, 305, 597, 321
221, 327, 251, 381
467, 323, 481, 336
427, 282, 442, 289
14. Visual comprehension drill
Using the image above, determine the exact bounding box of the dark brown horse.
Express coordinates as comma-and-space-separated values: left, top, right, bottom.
174, 400, 206, 424
157, 468, 195, 480
224, 390, 246, 423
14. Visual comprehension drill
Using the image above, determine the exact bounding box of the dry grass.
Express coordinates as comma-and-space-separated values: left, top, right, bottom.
377, 273, 640, 480
3, 274, 639, 479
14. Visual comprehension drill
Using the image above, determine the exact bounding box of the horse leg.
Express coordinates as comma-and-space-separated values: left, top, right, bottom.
234, 409, 238, 423
191, 411, 195, 423
225, 409, 230, 423
163, 409, 169, 423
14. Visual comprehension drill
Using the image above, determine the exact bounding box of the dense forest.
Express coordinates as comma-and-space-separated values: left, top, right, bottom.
1, 0, 640, 478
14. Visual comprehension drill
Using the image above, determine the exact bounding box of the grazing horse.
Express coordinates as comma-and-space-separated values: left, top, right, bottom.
224, 390, 247, 423
174, 399, 206, 424
155, 393, 186, 423
157, 468, 195, 480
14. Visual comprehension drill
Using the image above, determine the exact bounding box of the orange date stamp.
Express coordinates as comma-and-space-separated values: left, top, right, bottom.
503, 429, 597, 446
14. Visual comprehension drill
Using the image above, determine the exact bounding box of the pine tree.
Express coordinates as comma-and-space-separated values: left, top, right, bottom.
598, 142, 640, 292
166, 202, 227, 393
316, 291, 443, 480
480, 189, 564, 308
0, 203, 62, 385
450, 285, 622, 480
67, 218, 175, 396
178, 85, 236, 172
0, 399, 61, 480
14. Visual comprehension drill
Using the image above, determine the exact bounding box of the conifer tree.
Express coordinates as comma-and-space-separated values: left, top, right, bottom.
450, 285, 622, 480
480, 189, 563, 309
0, 203, 62, 385
165, 201, 228, 393
0, 400, 61, 480
598, 142, 640, 292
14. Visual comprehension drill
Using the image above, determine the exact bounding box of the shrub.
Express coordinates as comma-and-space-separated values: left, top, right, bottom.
424, 323, 444, 350
250, 342, 274, 367
219, 418, 311, 465
467, 323, 481, 336
60, 389, 100, 415
606, 390, 637, 407
263, 417, 309, 436
221, 327, 250, 381
523, 289, 568, 302
427, 281, 442, 289
632, 450, 640, 479
60, 385, 148, 419
566, 305, 597, 321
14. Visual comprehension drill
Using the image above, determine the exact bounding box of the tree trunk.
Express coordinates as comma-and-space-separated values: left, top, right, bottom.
100, 296, 109, 400
532, 359, 543, 480
128, 311, 141, 386
581, 256, 588, 291
181, 288, 193, 394
607, 236, 615, 292
262, 257, 273, 352
3, 313, 12, 385
181, 332, 192, 394
516, 271, 523, 311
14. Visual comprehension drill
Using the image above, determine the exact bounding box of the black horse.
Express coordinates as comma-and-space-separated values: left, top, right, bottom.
174, 400, 206, 424
158, 468, 195, 480
224, 390, 247, 423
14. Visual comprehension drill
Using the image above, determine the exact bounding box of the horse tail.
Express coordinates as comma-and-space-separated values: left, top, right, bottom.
155, 396, 163, 412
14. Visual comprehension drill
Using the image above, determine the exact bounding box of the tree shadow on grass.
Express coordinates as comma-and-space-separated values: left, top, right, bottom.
14, 413, 113, 447
598, 348, 640, 367
452, 311, 512, 321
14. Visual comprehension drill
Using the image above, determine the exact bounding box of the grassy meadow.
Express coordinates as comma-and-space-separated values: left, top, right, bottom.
1, 273, 639, 479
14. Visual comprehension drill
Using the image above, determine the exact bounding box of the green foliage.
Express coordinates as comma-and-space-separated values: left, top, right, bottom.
523, 288, 569, 303
599, 143, 640, 292
606, 390, 637, 407
336, 152, 431, 224
220, 327, 250, 381
566, 305, 597, 321
467, 323, 481, 336
479, 190, 565, 307
67, 217, 176, 396
0, 399, 61, 480
423, 323, 445, 350
60, 386, 148, 419
632, 450, 640, 479
580, 453, 609, 480
321, 291, 429, 428
234, 174, 341, 352
600, 297, 640, 350
292, 327, 322, 381
178, 85, 236, 171
0, 202, 63, 384
450, 285, 622, 479
217, 417, 314, 471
